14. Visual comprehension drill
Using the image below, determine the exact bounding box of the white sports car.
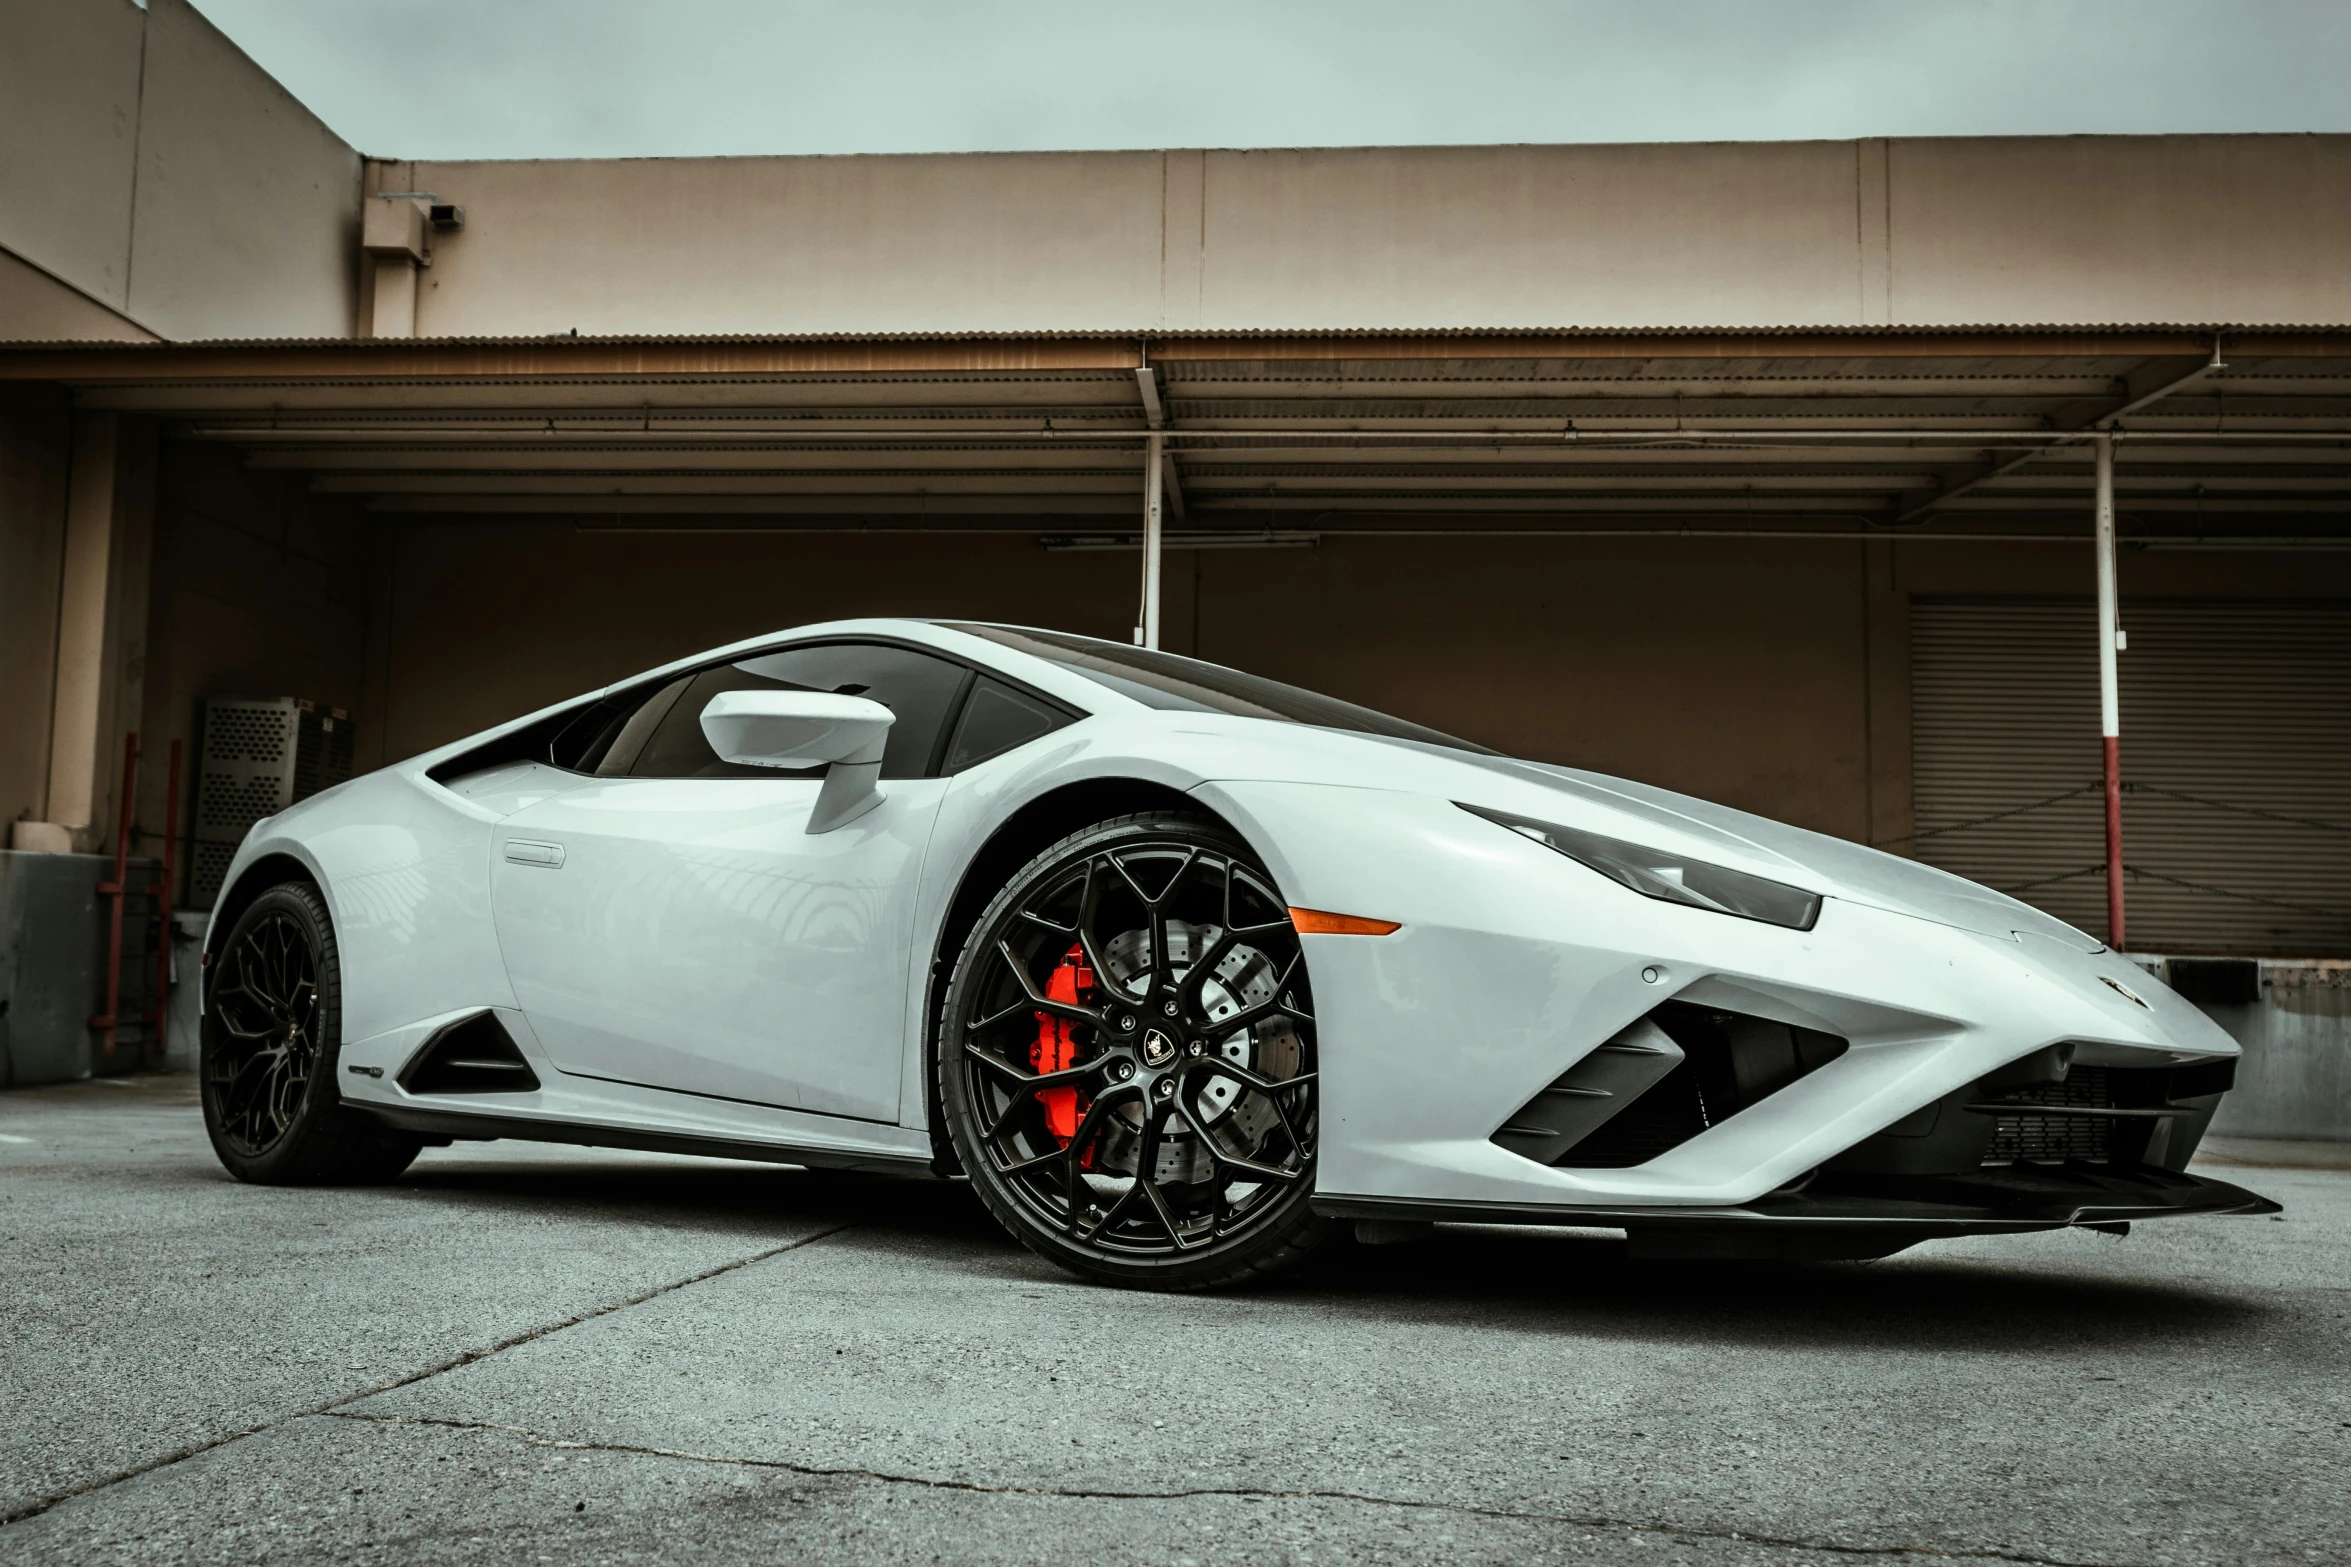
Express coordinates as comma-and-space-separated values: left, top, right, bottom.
200, 618, 2276, 1288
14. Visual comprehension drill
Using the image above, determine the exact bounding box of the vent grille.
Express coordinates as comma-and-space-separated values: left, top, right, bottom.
1980, 1065, 2123, 1165
1495, 1001, 1849, 1170
197, 776, 288, 833
398, 1012, 541, 1095
1988, 1113, 2113, 1164
293, 707, 356, 800
200, 703, 298, 763
193, 697, 357, 907
1489, 1018, 1684, 1166
1831, 1051, 2236, 1178
191, 842, 237, 905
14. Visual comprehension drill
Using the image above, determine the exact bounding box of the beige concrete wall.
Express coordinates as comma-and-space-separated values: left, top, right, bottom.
0, 0, 359, 342
0, 0, 147, 315
124, 0, 360, 340
11, 0, 2347, 346
399, 135, 2351, 338
0, 250, 157, 342
1192, 143, 1869, 331
384, 151, 1176, 339
1890, 136, 2351, 327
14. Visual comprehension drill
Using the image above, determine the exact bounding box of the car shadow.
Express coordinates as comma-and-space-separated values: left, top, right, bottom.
384, 1155, 950, 1239
1277, 1221, 2276, 1353
379, 1156, 2274, 1353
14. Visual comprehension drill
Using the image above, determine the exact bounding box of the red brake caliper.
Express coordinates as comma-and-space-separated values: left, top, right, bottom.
1031, 942, 1094, 1158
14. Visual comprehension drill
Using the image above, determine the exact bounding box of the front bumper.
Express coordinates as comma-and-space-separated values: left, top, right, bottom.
1204, 781, 2257, 1218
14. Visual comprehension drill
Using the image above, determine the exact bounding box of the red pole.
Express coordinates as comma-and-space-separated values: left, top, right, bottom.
2103, 735, 2125, 951
2093, 434, 2127, 951
92, 732, 139, 1057
149, 739, 183, 1061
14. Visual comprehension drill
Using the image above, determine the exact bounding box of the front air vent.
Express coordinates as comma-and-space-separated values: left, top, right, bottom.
1978, 1066, 2126, 1163
1494, 1001, 1849, 1170
1966, 1058, 2232, 1169
398, 1012, 541, 1095
1829, 1047, 2239, 1179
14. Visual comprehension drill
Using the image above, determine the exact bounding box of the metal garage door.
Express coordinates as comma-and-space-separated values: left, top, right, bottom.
1911, 599, 2351, 957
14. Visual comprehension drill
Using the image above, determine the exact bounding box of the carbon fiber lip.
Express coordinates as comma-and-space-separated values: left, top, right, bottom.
1313, 1167, 2281, 1235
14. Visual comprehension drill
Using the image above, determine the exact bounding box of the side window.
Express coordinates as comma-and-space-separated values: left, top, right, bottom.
627, 642, 975, 781
541, 677, 687, 775
592, 677, 689, 776
625, 666, 820, 779
943, 677, 1070, 772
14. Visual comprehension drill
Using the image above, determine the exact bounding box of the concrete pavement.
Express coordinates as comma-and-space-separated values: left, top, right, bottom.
3, 1074, 2346, 1566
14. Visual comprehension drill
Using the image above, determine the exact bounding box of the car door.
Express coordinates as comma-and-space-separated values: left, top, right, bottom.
487, 640, 975, 1122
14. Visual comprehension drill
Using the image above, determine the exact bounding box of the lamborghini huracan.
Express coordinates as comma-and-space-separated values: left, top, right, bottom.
200, 619, 2276, 1287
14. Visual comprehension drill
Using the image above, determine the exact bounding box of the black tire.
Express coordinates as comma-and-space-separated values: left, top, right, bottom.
201, 881, 421, 1186
938, 812, 1330, 1290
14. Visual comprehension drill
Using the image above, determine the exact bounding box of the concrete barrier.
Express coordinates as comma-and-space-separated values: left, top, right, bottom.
1, 849, 108, 1086
0, 848, 163, 1085
2148, 958, 2351, 1144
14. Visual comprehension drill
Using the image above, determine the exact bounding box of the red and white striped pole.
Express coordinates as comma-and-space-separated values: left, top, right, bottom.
2094, 433, 2126, 949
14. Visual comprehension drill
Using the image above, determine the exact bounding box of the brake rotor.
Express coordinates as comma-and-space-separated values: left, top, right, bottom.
1087, 919, 1303, 1184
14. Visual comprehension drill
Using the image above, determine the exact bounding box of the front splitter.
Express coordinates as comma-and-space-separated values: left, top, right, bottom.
1315, 1165, 2280, 1246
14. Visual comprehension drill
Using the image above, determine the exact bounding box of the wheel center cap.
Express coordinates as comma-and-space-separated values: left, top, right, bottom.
1140, 1027, 1177, 1068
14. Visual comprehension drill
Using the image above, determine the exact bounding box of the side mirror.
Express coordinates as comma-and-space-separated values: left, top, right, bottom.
700, 690, 894, 833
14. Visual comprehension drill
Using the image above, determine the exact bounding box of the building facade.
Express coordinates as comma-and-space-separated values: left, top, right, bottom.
4, 0, 2348, 1010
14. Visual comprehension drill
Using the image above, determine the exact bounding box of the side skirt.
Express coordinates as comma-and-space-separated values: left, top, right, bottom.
360, 1103, 942, 1178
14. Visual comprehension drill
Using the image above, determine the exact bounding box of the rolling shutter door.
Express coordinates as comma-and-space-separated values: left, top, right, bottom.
1911, 599, 2351, 958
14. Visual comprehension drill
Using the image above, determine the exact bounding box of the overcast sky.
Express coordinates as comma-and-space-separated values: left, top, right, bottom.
193, 0, 2351, 161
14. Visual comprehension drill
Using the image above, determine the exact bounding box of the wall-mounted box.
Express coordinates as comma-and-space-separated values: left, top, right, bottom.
362, 196, 430, 262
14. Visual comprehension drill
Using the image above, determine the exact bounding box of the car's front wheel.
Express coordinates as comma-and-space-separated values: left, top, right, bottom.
939, 812, 1329, 1290
201, 881, 422, 1185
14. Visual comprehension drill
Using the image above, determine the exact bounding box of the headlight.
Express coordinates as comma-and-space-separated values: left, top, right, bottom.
1458, 803, 1822, 931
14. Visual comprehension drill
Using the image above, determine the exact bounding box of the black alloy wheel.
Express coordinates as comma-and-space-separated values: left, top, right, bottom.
939, 813, 1329, 1289
201, 881, 421, 1185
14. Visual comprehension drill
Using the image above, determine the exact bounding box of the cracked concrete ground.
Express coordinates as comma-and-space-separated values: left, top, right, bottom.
3, 1075, 2346, 1566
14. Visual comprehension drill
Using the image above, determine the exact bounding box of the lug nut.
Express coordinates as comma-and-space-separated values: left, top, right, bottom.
1117, 1013, 1136, 1031
1187, 1041, 1204, 1057
1161, 1000, 1179, 1017
1156, 1078, 1175, 1098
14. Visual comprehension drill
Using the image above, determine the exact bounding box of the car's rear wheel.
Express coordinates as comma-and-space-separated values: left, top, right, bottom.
201, 881, 421, 1185
939, 813, 1329, 1289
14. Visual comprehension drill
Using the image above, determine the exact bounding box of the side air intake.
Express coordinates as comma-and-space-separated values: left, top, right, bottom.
398, 1012, 541, 1095
1493, 1001, 1848, 1170
1490, 1018, 1686, 1166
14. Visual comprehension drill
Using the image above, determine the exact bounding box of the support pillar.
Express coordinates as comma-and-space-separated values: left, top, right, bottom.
2094, 433, 2126, 949
369, 257, 419, 338
15, 414, 155, 856
42, 415, 121, 846
1139, 430, 1164, 649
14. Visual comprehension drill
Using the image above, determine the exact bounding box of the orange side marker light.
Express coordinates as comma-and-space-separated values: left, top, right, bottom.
1288, 908, 1402, 936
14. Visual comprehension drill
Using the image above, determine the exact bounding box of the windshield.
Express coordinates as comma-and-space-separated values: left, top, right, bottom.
946, 623, 1495, 755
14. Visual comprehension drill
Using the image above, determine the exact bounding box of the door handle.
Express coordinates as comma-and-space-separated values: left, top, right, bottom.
504, 839, 566, 868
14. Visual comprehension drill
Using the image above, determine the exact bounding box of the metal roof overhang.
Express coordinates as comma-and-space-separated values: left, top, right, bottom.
7, 328, 2351, 542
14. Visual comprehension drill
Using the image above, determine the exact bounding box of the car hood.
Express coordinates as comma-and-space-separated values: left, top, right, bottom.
1426, 746, 2106, 953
